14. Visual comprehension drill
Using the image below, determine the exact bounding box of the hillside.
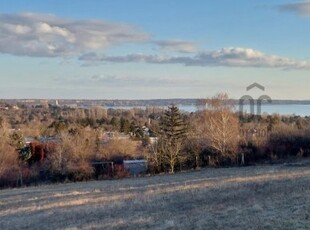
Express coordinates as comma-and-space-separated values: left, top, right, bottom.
0, 163, 309, 230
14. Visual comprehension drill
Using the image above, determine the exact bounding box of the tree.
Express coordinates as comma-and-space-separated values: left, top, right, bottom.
185, 116, 203, 169
96, 138, 139, 160
0, 123, 21, 187
197, 94, 239, 166
159, 105, 188, 173
110, 117, 120, 131
45, 127, 95, 181
120, 117, 131, 133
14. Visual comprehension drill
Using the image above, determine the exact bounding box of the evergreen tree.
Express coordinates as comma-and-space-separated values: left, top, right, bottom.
159, 105, 188, 173
110, 117, 120, 131
120, 117, 131, 133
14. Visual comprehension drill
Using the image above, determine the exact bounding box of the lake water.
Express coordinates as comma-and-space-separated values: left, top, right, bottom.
106, 104, 310, 116
178, 104, 310, 116
251, 104, 310, 116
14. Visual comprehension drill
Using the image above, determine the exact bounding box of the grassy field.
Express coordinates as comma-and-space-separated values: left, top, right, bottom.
0, 163, 309, 230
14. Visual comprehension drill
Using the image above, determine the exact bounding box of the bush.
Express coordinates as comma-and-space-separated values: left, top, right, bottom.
0, 130, 22, 187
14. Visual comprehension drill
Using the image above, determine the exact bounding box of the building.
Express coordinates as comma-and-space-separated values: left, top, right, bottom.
123, 160, 148, 176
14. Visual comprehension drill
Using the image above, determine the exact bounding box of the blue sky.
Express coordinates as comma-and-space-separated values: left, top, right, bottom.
1, 0, 310, 99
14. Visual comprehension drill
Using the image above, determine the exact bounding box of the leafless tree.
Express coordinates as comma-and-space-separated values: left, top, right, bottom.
197, 93, 239, 165
0, 121, 20, 185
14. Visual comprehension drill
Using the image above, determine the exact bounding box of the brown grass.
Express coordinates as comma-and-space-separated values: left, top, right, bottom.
0, 163, 309, 230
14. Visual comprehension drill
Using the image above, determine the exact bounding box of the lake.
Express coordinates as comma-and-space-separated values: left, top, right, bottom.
178, 104, 310, 116
108, 104, 310, 116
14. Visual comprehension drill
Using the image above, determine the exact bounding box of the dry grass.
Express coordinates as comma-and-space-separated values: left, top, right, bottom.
0, 163, 309, 230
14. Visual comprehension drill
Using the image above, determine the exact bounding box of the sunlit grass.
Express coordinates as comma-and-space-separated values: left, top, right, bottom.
0, 163, 309, 230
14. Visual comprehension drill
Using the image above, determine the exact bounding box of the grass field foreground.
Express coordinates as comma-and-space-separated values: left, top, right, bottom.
0, 164, 309, 230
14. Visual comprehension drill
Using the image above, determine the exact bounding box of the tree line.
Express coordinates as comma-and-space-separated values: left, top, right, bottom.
1, 94, 310, 188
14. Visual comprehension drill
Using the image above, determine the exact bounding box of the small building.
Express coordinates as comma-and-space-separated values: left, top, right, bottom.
91, 161, 115, 178
123, 160, 148, 176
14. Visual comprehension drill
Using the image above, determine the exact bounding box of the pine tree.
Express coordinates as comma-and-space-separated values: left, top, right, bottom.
120, 117, 131, 133
159, 105, 188, 173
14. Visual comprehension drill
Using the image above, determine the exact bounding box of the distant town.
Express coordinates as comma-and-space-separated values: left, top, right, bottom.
1, 98, 310, 109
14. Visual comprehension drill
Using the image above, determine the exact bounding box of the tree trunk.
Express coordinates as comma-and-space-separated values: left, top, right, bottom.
241, 152, 245, 165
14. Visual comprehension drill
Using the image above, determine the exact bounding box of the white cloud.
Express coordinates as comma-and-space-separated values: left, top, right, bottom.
153, 40, 198, 53
79, 47, 310, 70
0, 12, 149, 57
278, 2, 310, 16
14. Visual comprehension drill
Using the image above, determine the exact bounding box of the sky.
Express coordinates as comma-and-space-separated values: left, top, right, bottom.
1, 0, 310, 100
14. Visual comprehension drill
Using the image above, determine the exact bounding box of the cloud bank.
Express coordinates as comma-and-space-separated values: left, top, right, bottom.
153, 40, 198, 53
0, 12, 199, 57
79, 47, 310, 70
278, 2, 310, 16
0, 12, 149, 57
1, 13, 309, 71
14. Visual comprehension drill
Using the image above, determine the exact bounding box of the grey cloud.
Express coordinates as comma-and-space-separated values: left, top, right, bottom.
0, 12, 149, 57
79, 52, 188, 64
278, 2, 310, 16
79, 47, 310, 70
153, 40, 198, 53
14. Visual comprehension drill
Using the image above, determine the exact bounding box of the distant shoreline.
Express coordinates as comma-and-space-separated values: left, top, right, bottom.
1, 99, 310, 107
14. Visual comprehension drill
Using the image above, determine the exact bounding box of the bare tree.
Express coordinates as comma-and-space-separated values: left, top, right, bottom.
197, 94, 239, 165
146, 138, 163, 173
97, 138, 140, 160
0, 120, 20, 186
46, 126, 96, 180
185, 118, 203, 169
